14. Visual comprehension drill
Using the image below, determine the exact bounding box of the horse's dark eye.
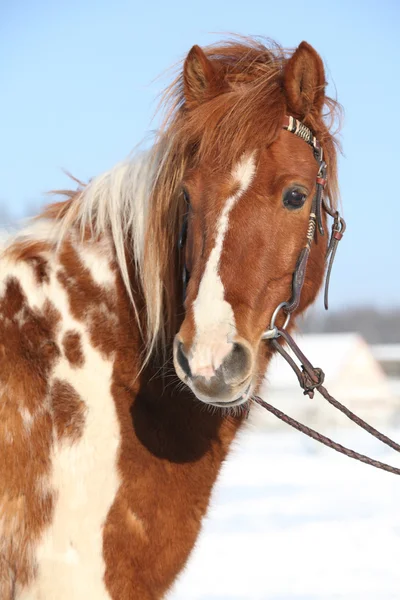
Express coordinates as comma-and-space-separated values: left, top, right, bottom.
183, 188, 190, 204
283, 188, 307, 210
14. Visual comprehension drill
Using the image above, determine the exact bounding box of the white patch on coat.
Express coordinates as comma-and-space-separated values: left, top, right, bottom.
76, 237, 116, 289
191, 153, 256, 376
12, 218, 61, 247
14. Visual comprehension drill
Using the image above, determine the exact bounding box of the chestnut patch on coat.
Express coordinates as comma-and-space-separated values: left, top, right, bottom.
57, 241, 118, 359
51, 379, 87, 442
0, 276, 59, 592
0, 279, 61, 413
62, 330, 85, 368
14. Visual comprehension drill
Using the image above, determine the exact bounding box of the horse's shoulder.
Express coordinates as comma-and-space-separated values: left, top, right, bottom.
0, 231, 61, 400
0, 230, 61, 592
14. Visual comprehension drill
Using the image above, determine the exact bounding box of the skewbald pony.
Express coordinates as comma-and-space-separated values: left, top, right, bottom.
50, 38, 341, 365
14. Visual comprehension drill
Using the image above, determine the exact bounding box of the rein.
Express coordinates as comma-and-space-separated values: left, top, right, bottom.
256, 116, 400, 475
253, 331, 400, 476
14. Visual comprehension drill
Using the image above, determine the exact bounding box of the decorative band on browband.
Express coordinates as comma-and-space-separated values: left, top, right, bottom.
306, 212, 317, 243
282, 115, 320, 152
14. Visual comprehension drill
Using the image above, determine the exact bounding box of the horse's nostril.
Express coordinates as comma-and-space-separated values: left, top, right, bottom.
176, 341, 191, 379
222, 342, 252, 384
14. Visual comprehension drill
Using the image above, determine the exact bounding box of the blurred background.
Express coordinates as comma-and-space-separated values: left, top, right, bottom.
1, 1, 399, 598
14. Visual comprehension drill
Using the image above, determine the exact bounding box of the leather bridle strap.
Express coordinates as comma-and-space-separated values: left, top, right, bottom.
179, 115, 345, 310
176, 115, 400, 475
254, 394, 400, 476
282, 115, 345, 314
257, 117, 400, 476
254, 328, 400, 476
271, 329, 400, 457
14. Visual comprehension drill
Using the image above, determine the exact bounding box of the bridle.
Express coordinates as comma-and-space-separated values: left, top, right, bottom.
262, 115, 345, 337
178, 116, 400, 476
259, 114, 346, 396
179, 115, 346, 314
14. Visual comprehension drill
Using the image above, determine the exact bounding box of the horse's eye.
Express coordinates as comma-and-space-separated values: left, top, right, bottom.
183, 188, 190, 205
283, 188, 307, 210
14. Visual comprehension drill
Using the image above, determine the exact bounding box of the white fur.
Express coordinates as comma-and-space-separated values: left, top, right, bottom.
68, 150, 154, 331
191, 154, 256, 376
20, 218, 61, 243
76, 237, 117, 288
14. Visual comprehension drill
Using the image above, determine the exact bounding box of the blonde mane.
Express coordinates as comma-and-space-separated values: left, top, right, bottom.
51, 38, 341, 365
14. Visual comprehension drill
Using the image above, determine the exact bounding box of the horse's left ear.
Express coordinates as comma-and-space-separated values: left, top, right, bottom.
283, 41, 326, 118
183, 45, 225, 108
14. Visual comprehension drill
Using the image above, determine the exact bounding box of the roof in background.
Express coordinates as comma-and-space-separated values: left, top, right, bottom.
264, 332, 370, 389
372, 344, 400, 362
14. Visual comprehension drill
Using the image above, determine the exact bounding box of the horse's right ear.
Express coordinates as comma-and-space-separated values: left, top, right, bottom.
283, 41, 326, 119
183, 45, 225, 108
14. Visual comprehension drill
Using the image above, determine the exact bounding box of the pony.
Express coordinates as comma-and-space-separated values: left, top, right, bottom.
0, 37, 340, 599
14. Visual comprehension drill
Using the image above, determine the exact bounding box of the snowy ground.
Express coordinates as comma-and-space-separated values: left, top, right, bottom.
170, 419, 400, 600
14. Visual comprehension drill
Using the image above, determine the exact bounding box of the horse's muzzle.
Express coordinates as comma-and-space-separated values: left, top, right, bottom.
173, 336, 254, 406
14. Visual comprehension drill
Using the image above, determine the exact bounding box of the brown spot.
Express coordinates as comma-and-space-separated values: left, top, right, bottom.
0, 554, 15, 600
57, 241, 119, 358
0, 274, 60, 590
0, 280, 61, 414
31, 255, 50, 285
0, 278, 25, 319
51, 379, 86, 442
62, 330, 85, 368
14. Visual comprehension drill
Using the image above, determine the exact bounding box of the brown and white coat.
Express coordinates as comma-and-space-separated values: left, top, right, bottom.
0, 37, 340, 599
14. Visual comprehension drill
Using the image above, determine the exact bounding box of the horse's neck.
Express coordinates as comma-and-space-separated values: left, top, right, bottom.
1, 218, 245, 598
59, 230, 247, 595
63, 229, 247, 588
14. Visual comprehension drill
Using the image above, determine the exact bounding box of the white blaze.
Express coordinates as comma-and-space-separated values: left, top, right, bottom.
191, 154, 256, 377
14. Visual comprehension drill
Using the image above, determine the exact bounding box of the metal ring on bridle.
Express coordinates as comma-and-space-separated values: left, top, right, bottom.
261, 301, 291, 340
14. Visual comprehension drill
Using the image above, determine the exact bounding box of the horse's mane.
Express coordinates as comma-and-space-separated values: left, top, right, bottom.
44, 38, 342, 364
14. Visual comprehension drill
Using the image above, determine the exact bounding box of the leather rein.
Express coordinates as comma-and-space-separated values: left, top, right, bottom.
179, 116, 400, 476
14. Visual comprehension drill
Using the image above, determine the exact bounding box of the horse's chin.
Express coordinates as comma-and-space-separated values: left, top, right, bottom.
187, 381, 253, 409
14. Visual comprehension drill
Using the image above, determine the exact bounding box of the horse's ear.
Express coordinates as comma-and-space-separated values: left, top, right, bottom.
183, 45, 224, 108
283, 41, 326, 118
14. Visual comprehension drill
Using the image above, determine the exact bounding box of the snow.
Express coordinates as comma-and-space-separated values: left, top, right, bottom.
266, 333, 363, 387
258, 335, 396, 428
170, 422, 400, 600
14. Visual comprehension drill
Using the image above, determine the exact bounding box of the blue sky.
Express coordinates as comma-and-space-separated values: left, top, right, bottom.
1, 0, 399, 308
